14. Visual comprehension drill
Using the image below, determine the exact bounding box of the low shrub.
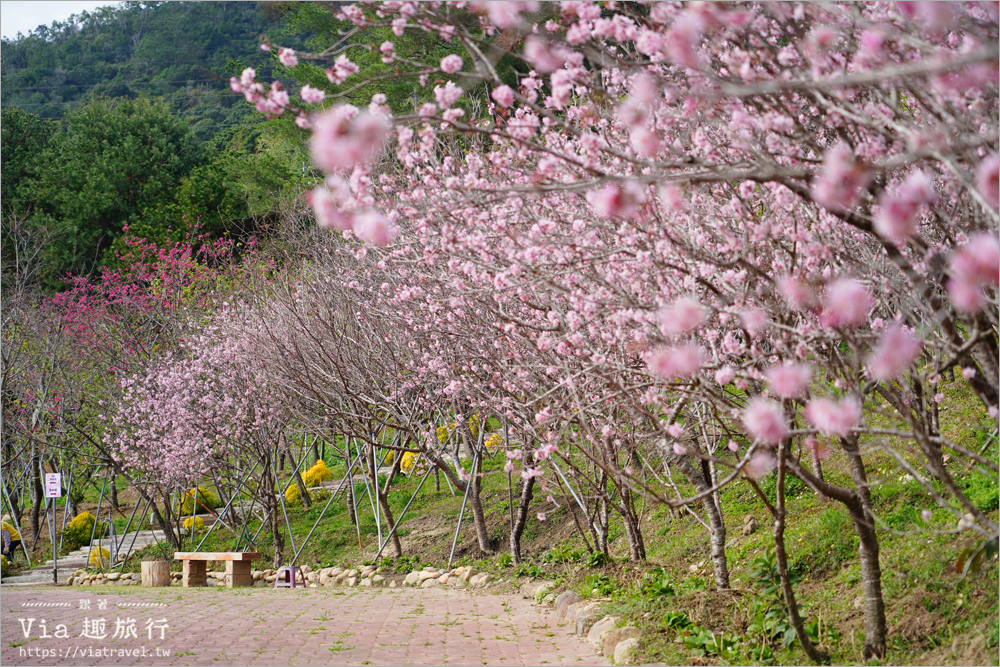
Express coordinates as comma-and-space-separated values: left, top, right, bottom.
179, 487, 218, 515
285, 460, 333, 504
182, 516, 205, 533
62, 512, 96, 549
88, 547, 111, 568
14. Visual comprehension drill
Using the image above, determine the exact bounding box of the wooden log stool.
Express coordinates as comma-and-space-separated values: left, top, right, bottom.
173, 552, 261, 588
140, 559, 171, 587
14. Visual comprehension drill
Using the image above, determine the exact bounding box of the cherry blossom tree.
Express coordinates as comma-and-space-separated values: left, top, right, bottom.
238, 2, 998, 660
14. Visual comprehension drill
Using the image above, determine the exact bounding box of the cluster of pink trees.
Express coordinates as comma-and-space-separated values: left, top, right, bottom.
29, 2, 991, 661
1, 221, 245, 549
220, 2, 996, 660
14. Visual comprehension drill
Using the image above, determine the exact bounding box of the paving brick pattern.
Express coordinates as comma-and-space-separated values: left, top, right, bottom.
1, 585, 609, 666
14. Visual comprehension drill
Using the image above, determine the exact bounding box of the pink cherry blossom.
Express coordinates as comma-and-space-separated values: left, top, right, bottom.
765, 363, 812, 399
743, 398, 788, 445
740, 309, 768, 336
867, 324, 922, 381
491, 85, 515, 108
523, 35, 568, 72
660, 297, 706, 336
440, 54, 464, 74
778, 276, 817, 311
805, 397, 862, 437
948, 232, 1000, 312
277, 48, 298, 68
352, 210, 394, 246
976, 154, 999, 209
310, 187, 351, 231
310, 105, 388, 173
873, 171, 936, 243
812, 142, 870, 211
714, 366, 735, 385
433, 81, 463, 108
647, 344, 705, 380
745, 449, 776, 479
300, 84, 326, 104
820, 279, 873, 328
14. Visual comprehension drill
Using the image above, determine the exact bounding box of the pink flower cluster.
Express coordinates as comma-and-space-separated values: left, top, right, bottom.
811, 142, 870, 211
947, 232, 999, 312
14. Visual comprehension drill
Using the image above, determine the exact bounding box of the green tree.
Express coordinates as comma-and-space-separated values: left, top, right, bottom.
0, 107, 54, 213
29, 97, 200, 281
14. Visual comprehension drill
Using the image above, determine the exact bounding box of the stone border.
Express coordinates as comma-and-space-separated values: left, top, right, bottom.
66, 563, 641, 664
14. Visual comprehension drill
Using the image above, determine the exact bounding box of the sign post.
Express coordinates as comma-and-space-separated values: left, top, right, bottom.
44, 473, 62, 585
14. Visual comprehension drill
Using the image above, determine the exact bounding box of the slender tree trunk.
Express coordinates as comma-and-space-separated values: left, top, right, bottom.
368, 447, 401, 558
774, 442, 829, 664
262, 454, 284, 567
618, 488, 646, 561
344, 445, 357, 525
596, 491, 609, 555
153, 492, 179, 548
283, 437, 311, 508
382, 449, 403, 495
840, 435, 887, 659
672, 453, 731, 588
510, 476, 535, 563
110, 472, 119, 510
467, 453, 493, 554
29, 456, 42, 548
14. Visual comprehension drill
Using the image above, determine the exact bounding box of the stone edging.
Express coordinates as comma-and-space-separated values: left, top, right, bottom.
520, 580, 641, 665
66, 564, 641, 664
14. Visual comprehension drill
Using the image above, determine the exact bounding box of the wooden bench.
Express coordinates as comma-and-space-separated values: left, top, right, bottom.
173, 552, 261, 588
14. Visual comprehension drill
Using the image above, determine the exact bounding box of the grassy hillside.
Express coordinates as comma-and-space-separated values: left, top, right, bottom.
12, 373, 997, 665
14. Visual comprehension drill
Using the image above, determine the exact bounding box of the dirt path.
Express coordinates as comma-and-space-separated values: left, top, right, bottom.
1, 585, 609, 666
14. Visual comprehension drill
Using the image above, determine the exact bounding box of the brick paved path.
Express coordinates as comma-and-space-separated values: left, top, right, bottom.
1, 585, 610, 666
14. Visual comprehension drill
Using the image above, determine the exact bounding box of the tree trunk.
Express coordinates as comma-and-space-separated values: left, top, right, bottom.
344, 446, 357, 526
510, 476, 534, 563
28, 456, 43, 548
672, 453, 731, 588
595, 491, 609, 555
368, 446, 401, 558
153, 493, 179, 549
382, 448, 403, 495
110, 472, 119, 509
283, 438, 311, 508
773, 443, 829, 665
467, 453, 493, 554
263, 454, 284, 568
618, 488, 646, 561
840, 435, 886, 659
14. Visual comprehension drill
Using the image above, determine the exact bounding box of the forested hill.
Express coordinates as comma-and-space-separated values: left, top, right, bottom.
1, 1, 297, 141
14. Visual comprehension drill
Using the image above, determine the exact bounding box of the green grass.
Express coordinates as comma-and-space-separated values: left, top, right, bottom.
53, 390, 996, 666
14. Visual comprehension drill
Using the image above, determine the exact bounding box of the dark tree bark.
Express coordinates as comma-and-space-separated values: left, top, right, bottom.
510, 476, 535, 563
771, 442, 829, 665
785, 442, 887, 660
28, 456, 43, 549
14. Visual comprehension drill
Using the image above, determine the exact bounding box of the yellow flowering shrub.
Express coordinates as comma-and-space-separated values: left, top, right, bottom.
485, 433, 504, 452
179, 486, 218, 515
88, 547, 111, 568
285, 460, 334, 504
63, 512, 96, 549
400, 451, 418, 473
182, 516, 205, 533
